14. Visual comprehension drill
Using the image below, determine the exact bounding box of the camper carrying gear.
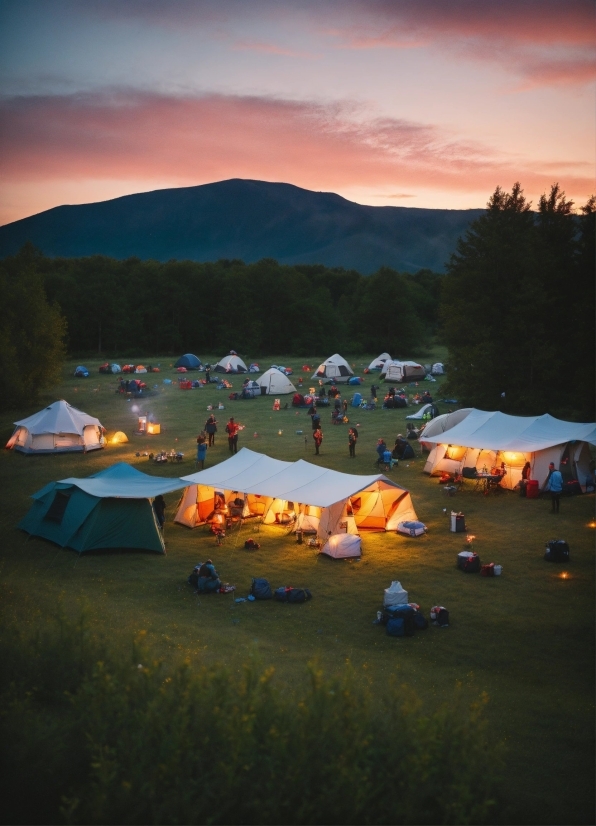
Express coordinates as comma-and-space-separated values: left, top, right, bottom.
250, 578, 272, 599
383, 581, 408, 607
544, 540, 570, 562
457, 551, 481, 573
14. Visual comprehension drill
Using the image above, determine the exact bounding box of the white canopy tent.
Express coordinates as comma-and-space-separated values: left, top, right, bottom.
422, 409, 596, 490
419, 408, 473, 449
177, 448, 418, 553
6, 400, 104, 454
367, 353, 391, 371
312, 354, 354, 382
256, 368, 297, 395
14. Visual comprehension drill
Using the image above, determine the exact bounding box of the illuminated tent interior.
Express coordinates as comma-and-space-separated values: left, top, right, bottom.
6, 400, 104, 454
422, 409, 596, 490
177, 448, 417, 553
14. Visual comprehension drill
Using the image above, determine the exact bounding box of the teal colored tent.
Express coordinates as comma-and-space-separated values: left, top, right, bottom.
19, 463, 186, 554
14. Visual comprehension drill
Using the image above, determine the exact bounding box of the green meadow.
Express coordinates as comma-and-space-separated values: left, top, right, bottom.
1, 353, 594, 825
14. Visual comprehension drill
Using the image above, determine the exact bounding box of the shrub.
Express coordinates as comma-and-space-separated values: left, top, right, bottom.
0, 613, 502, 825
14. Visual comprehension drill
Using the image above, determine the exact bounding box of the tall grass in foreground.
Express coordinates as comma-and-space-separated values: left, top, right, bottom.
1, 612, 502, 826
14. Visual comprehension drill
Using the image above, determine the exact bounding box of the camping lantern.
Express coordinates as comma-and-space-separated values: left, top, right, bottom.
278, 429, 283, 436
147, 422, 161, 435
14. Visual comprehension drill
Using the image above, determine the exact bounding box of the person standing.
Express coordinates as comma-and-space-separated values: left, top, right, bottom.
313, 426, 323, 455
545, 462, 564, 513
226, 417, 239, 454
371, 384, 377, 400
204, 364, 211, 383
153, 494, 166, 529
196, 434, 207, 469
348, 427, 358, 458
204, 414, 217, 446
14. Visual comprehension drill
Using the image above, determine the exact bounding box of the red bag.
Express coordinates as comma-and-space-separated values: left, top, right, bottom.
481, 562, 495, 577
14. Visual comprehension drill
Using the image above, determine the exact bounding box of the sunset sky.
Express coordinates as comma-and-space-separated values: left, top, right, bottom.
0, 0, 594, 225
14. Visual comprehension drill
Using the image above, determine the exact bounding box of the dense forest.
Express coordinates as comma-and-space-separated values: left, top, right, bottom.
1, 181, 593, 421
0, 247, 441, 357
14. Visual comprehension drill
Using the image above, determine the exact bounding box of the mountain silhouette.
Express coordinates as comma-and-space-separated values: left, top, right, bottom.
0, 179, 483, 273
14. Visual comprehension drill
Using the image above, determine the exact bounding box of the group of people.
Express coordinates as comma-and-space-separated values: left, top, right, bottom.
196, 414, 242, 466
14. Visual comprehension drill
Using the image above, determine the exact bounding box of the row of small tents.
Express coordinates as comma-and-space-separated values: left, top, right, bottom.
366, 353, 444, 380
175, 352, 254, 373
18, 450, 418, 557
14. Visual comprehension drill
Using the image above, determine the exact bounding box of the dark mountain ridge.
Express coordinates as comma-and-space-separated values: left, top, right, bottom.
0, 178, 484, 273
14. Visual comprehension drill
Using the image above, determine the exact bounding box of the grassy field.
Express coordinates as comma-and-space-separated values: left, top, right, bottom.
1, 352, 594, 825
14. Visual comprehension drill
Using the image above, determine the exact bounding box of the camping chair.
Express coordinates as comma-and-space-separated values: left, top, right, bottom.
461, 466, 481, 491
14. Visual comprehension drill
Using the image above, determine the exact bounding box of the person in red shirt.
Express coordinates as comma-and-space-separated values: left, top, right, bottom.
225, 417, 239, 454
313, 426, 323, 455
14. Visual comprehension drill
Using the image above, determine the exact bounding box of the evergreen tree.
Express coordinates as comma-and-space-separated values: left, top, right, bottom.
441, 183, 595, 419
0, 248, 67, 410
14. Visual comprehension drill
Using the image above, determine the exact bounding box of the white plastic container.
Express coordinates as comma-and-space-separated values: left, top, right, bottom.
494, 565, 503, 576
383, 580, 408, 607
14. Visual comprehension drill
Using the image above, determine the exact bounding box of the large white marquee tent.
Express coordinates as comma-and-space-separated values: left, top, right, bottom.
5, 400, 104, 454
176, 448, 418, 554
422, 409, 596, 490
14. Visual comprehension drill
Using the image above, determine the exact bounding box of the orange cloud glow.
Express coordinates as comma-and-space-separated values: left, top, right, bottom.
0, 91, 593, 223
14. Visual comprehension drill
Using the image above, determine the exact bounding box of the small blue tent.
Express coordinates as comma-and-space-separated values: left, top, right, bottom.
19, 463, 185, 554
174, 354, 202, 370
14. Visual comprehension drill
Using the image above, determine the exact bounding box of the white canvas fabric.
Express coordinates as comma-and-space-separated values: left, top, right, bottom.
57, 462, 186, 498
406, 403, 434, 420
256, 368, 297, 395
320, 534, 361, 559
215, 354, 248, 373
6, 400, 104, 454
382, 360, 425, 382
368, 353, 391, 371
312, 353, 354, 381
178, 448, 417, 534
423, 409, 596, 489
419, 409, 473, 447
383, 581, 408, 606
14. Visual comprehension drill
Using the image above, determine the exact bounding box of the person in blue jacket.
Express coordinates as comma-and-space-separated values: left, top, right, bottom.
376, 438, 387, 466
545, 462, 564, 513
197, 559, 222, 593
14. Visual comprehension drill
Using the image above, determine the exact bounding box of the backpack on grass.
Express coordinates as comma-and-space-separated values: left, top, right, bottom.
544, 540, 569, 563
250, 578, 272, 600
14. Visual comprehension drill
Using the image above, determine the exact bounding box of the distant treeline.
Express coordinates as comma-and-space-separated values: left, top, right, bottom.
1, 248, 441, 358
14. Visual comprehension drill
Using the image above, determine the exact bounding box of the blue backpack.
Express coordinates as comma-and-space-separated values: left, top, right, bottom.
250, 578, 272, 600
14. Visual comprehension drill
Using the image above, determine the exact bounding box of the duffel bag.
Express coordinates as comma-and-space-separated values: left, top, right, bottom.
386, 618, 405, 637
274, 586, 312, 603
430, 606, 450, 627
383, 604, 416, 636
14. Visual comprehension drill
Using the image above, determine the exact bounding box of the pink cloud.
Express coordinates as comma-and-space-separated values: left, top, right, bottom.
232, 39, 316, 58
0, 91, 593, 219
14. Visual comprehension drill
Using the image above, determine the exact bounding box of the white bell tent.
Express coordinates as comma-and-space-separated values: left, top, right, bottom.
312, 354, 354, 382
422, 409, 596, 490
256, 368, 297, 395
6, 400, 104, 454
177, 448, 418, 554
367, 353, 391, 371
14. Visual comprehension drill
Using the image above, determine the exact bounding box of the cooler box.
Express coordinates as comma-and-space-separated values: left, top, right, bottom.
526, 480, 539, 499
450, 511, 466, 533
